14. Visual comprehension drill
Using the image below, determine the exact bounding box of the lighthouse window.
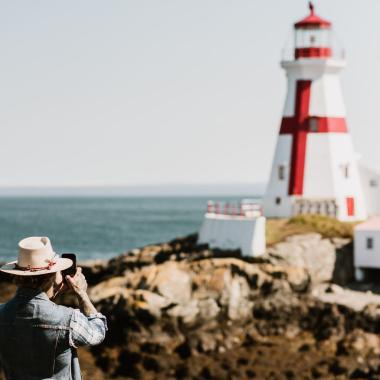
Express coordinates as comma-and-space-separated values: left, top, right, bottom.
275, 197, 281, 205
367, 237, 374, 250
278, 165, 285, 180
342, 164, 350, 179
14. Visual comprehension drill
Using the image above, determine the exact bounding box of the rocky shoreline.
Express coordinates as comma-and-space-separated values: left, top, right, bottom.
1, 233, 380, 379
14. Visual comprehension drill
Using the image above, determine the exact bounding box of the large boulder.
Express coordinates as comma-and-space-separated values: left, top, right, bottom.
152, 262, 192, 304
267, 233, 352, 284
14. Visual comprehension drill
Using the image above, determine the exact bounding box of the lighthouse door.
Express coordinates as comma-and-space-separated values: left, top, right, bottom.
346, 197, 355, 217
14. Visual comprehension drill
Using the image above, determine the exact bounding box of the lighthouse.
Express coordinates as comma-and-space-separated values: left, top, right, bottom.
263, 2, 367, 221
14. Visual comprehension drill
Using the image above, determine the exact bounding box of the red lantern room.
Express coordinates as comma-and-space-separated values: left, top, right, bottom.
294, 2, 332, 59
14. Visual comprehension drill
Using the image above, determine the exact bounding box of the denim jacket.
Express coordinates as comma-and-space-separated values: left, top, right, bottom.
0, 288, 107, 380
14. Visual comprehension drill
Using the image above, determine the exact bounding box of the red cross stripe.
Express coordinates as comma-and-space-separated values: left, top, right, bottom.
280, 80, 348, 195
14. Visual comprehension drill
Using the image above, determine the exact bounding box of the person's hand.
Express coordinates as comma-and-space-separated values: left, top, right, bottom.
65, 267, 88, 298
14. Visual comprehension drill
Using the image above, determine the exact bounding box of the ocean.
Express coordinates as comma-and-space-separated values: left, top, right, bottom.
0, 196, 257, 262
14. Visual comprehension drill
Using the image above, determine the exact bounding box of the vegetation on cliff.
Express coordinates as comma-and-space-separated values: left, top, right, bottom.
267, 214, 355, 246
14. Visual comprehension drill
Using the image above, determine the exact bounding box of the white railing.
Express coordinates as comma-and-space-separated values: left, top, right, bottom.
292, 198, 338, 218
280, 30, 346, 61
206, 200, 262, 218
281, 46, 346, 62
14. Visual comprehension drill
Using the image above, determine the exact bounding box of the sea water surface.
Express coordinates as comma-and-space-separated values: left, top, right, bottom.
0, 196, 256, 262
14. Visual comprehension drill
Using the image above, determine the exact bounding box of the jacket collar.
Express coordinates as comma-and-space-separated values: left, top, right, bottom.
16, 287, 50, 301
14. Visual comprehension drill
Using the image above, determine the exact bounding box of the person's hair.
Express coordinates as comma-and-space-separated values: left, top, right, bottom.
13, 273, 56, 290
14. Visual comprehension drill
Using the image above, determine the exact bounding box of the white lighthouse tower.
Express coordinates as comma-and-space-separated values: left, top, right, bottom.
263, 2, 367, 222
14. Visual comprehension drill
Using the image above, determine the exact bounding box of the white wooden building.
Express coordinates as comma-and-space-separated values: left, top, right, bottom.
354, 217, 380, 281
360, 165, 380, 217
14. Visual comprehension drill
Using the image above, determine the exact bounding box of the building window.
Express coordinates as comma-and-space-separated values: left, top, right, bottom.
278, 165, 285, 180
275, 197, 281, 205
370, 179, 378, 188
341, 164, 350, 179
309, 117, 318, 132
367, 237, 374, 250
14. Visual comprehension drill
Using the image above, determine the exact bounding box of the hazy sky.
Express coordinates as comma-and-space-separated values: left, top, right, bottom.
1, 0, 379, 187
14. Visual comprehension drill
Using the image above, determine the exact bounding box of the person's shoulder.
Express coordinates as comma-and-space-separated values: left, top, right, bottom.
52, 303, 74, 314
52, 302, 75, 318
60, 305, 76, 326
39, 300, 75, 327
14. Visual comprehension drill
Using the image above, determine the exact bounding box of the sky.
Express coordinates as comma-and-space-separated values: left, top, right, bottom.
0, 0, 380, 188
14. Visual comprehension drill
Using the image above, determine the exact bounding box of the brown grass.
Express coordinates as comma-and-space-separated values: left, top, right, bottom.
266, 214, 357, 246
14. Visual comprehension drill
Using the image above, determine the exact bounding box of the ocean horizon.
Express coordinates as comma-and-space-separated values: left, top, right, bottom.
0, 195, 261, 262
0, 183, 266, 197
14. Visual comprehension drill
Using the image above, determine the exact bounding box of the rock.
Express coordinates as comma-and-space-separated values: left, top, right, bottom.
267, 233, 337, 284
313, 285, 380, 312
226, 276, 252, 320
134, 290, 171, 318
167, 300, 199, 324
198, 332, 218, 352
152, 262, 192, 304
89, 276, 128, 303
284, 267, 310, 292
198, 299, 220, 321
341, 330, 380, 356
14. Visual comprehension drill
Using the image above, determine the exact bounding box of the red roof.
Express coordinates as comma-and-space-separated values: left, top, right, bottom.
294, 2, 331, 29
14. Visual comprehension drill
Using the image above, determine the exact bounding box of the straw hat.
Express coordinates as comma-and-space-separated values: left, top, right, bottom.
0, 236, 73, 276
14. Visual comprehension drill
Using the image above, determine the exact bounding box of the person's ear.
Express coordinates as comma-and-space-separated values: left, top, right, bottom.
55, 271, 63, 284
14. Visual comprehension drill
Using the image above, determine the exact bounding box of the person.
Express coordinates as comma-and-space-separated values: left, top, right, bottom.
0, 236, 107, 380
